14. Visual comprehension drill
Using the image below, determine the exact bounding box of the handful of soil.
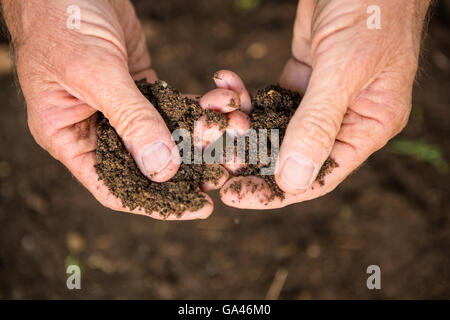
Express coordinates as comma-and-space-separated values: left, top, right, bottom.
236, 85, 338, 200
94, 80, 338, 217
95, 80, 226, 218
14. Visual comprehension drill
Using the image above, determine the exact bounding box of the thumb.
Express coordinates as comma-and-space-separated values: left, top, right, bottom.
275, 62, 366, 193
68, 64, 180, 182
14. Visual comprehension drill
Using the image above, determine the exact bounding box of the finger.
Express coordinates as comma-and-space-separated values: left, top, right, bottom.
226, 110, 251, 138
184, 92, 227, 150
64, 63, 180, 183
223, 152, 245, 175
201, 165, 230, 192
199, 88, 241, 113
221, 104, 409, 210
32, 90, 97, 130
113, 0, 153, 76
213, 70, 252, 114
275, 57, 371, 194
194, 115, 226, 149
182, 94, 201, 101
45, 113, 212, 220
221, 111, 251, 174
220, 176, 286, 209
166, 194, 214, 220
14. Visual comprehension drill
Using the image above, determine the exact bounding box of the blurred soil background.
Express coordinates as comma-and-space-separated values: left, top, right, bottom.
0, 0, 448, 299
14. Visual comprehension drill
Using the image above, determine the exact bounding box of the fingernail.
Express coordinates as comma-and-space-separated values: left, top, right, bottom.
280, 155, 315, 190
142, 142, 171, 176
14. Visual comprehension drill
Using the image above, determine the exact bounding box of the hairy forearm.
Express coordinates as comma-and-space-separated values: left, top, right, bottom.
1, 0, 23, 37
418, 0, 433, 14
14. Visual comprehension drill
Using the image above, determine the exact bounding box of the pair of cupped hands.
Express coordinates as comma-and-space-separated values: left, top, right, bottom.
3, 0, 429, 220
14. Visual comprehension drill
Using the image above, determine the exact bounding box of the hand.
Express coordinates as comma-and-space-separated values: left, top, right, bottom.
219, 0, 431, 208
1, 0, 233, 220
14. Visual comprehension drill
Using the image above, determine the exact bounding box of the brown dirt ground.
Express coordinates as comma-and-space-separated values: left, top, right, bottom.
0, 0, 449, 299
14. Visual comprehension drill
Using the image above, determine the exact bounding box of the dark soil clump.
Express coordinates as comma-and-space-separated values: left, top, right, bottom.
95, 80, 226, 218
237, 85, 339, 200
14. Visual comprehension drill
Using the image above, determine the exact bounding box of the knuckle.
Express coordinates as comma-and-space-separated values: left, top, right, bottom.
300, 107, 343, 149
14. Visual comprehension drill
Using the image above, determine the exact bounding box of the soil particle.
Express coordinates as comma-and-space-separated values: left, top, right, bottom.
94, 80, 227, 218
237, 85, 339, 200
